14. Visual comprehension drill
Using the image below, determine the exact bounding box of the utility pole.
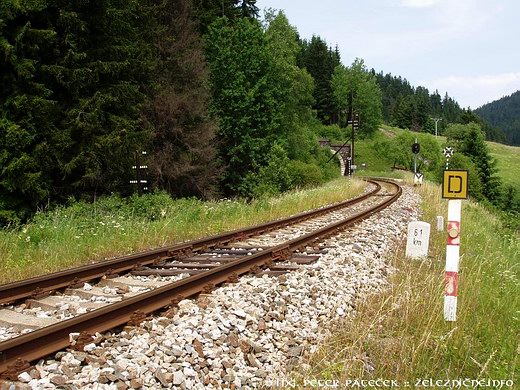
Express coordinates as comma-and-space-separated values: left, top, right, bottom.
432, 117, 442, 137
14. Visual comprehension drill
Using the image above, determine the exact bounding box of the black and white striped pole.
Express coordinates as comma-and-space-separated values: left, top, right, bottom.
443, 147, 454, 169
347, 113, 360, 176
130, 151, 149, 196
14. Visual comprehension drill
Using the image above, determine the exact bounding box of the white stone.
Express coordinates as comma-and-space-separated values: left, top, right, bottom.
18, 372, 32, 383
30, 184, 422, 390
172, 371, 185, 385
83, 343, 96, 352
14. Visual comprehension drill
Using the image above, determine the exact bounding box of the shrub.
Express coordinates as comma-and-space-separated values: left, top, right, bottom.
287, 160, 323, 188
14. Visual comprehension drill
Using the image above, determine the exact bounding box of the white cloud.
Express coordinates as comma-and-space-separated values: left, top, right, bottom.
434, 0, 501, 35
421, 72, 520, 108
400, 0, 438, 8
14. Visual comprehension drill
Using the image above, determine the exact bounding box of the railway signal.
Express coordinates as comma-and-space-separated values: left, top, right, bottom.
130, 151, 149, 196
441, 169, 468, 321
412, 138, 420, 181
347, 113, 360, 176
443, 146, 454, 169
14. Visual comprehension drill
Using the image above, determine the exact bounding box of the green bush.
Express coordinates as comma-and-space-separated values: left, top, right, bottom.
314, 123, 348, 143
248, 143, 292, 198
287, 160, 323, 188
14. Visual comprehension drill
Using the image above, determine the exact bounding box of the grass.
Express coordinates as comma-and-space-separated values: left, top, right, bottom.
0, 178, 366, 285
488, 142, 520, 193
355, 130, 395, 173
293, 180, 519, 385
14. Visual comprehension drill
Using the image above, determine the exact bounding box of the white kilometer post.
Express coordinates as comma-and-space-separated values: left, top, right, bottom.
405, 221, 431, 259
444, 200, 462, 321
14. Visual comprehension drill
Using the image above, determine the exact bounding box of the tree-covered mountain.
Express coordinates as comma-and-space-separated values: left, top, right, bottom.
370, 71, 507, 143
475, 91, 520, 146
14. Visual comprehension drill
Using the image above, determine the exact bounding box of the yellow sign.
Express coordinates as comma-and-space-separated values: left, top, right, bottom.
442, 170, 469, 199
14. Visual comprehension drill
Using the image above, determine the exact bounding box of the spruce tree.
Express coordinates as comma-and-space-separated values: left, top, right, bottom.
0, 0, 64, 222
145, 0, 221, 198
55, 0, 153, 197
298, 35, 339, 124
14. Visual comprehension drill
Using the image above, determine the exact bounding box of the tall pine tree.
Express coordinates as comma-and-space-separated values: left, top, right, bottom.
145, 0, 221, 198
0, 0, 66, 222
298, 35, 339, 124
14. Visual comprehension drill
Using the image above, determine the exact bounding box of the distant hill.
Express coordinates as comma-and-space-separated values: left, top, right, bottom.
476, 91, 520, 146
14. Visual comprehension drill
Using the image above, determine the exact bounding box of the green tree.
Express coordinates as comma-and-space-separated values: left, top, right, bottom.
205, 17, 280, 195
0, 0, 62, 222
298, 35, 340, 123
194, 0, 240, 34
331, 58, 383, 137
414, 86, 431, 130
264, 11, 314, 160
239, 0, 259, 18
54, 0, 153, 198
475, 90, 520, 145
0, 0, 156, 222
378, 131, 441, 175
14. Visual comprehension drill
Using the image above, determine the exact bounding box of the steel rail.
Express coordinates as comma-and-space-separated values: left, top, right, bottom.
0, 181, 381, 305
0, 179, 401, 376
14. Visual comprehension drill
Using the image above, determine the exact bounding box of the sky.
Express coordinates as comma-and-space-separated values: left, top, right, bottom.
255, 0, 520, 109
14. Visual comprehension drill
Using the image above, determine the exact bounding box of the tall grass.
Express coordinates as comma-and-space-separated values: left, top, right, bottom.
0, 178, 365, 284
297, 181, 519, 384
488, 141, 520, 194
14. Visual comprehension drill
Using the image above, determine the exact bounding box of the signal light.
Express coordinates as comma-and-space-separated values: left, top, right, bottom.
412, 143, 420, 154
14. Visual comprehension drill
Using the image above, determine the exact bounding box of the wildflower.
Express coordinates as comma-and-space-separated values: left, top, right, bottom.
25, 236, 31, 242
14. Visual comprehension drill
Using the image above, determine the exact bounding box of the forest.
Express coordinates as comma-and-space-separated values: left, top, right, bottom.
0, 0, 511, 224
476, 90, 520, 146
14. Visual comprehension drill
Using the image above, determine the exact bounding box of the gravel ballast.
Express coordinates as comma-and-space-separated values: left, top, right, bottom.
6, 184, 421, 390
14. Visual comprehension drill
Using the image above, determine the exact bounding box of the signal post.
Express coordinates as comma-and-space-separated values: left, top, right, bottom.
442, 169, 468, 321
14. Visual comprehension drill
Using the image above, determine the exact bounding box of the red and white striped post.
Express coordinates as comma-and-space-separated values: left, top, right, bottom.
444, 199, 461, 321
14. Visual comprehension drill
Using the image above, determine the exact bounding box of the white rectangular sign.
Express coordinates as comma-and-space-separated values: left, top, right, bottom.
405, 221, 431, 258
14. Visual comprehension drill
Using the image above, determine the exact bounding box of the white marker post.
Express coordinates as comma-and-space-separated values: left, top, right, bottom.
436, 216, 444, 231
444, 200, 461, 321
405, 221, 431, 259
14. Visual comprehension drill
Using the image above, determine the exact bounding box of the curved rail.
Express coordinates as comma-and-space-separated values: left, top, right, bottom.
0, 179, 401, 377
0, 180, 381, 305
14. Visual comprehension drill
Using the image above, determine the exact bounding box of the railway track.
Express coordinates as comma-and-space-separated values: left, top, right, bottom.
0, 178, 401, 380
